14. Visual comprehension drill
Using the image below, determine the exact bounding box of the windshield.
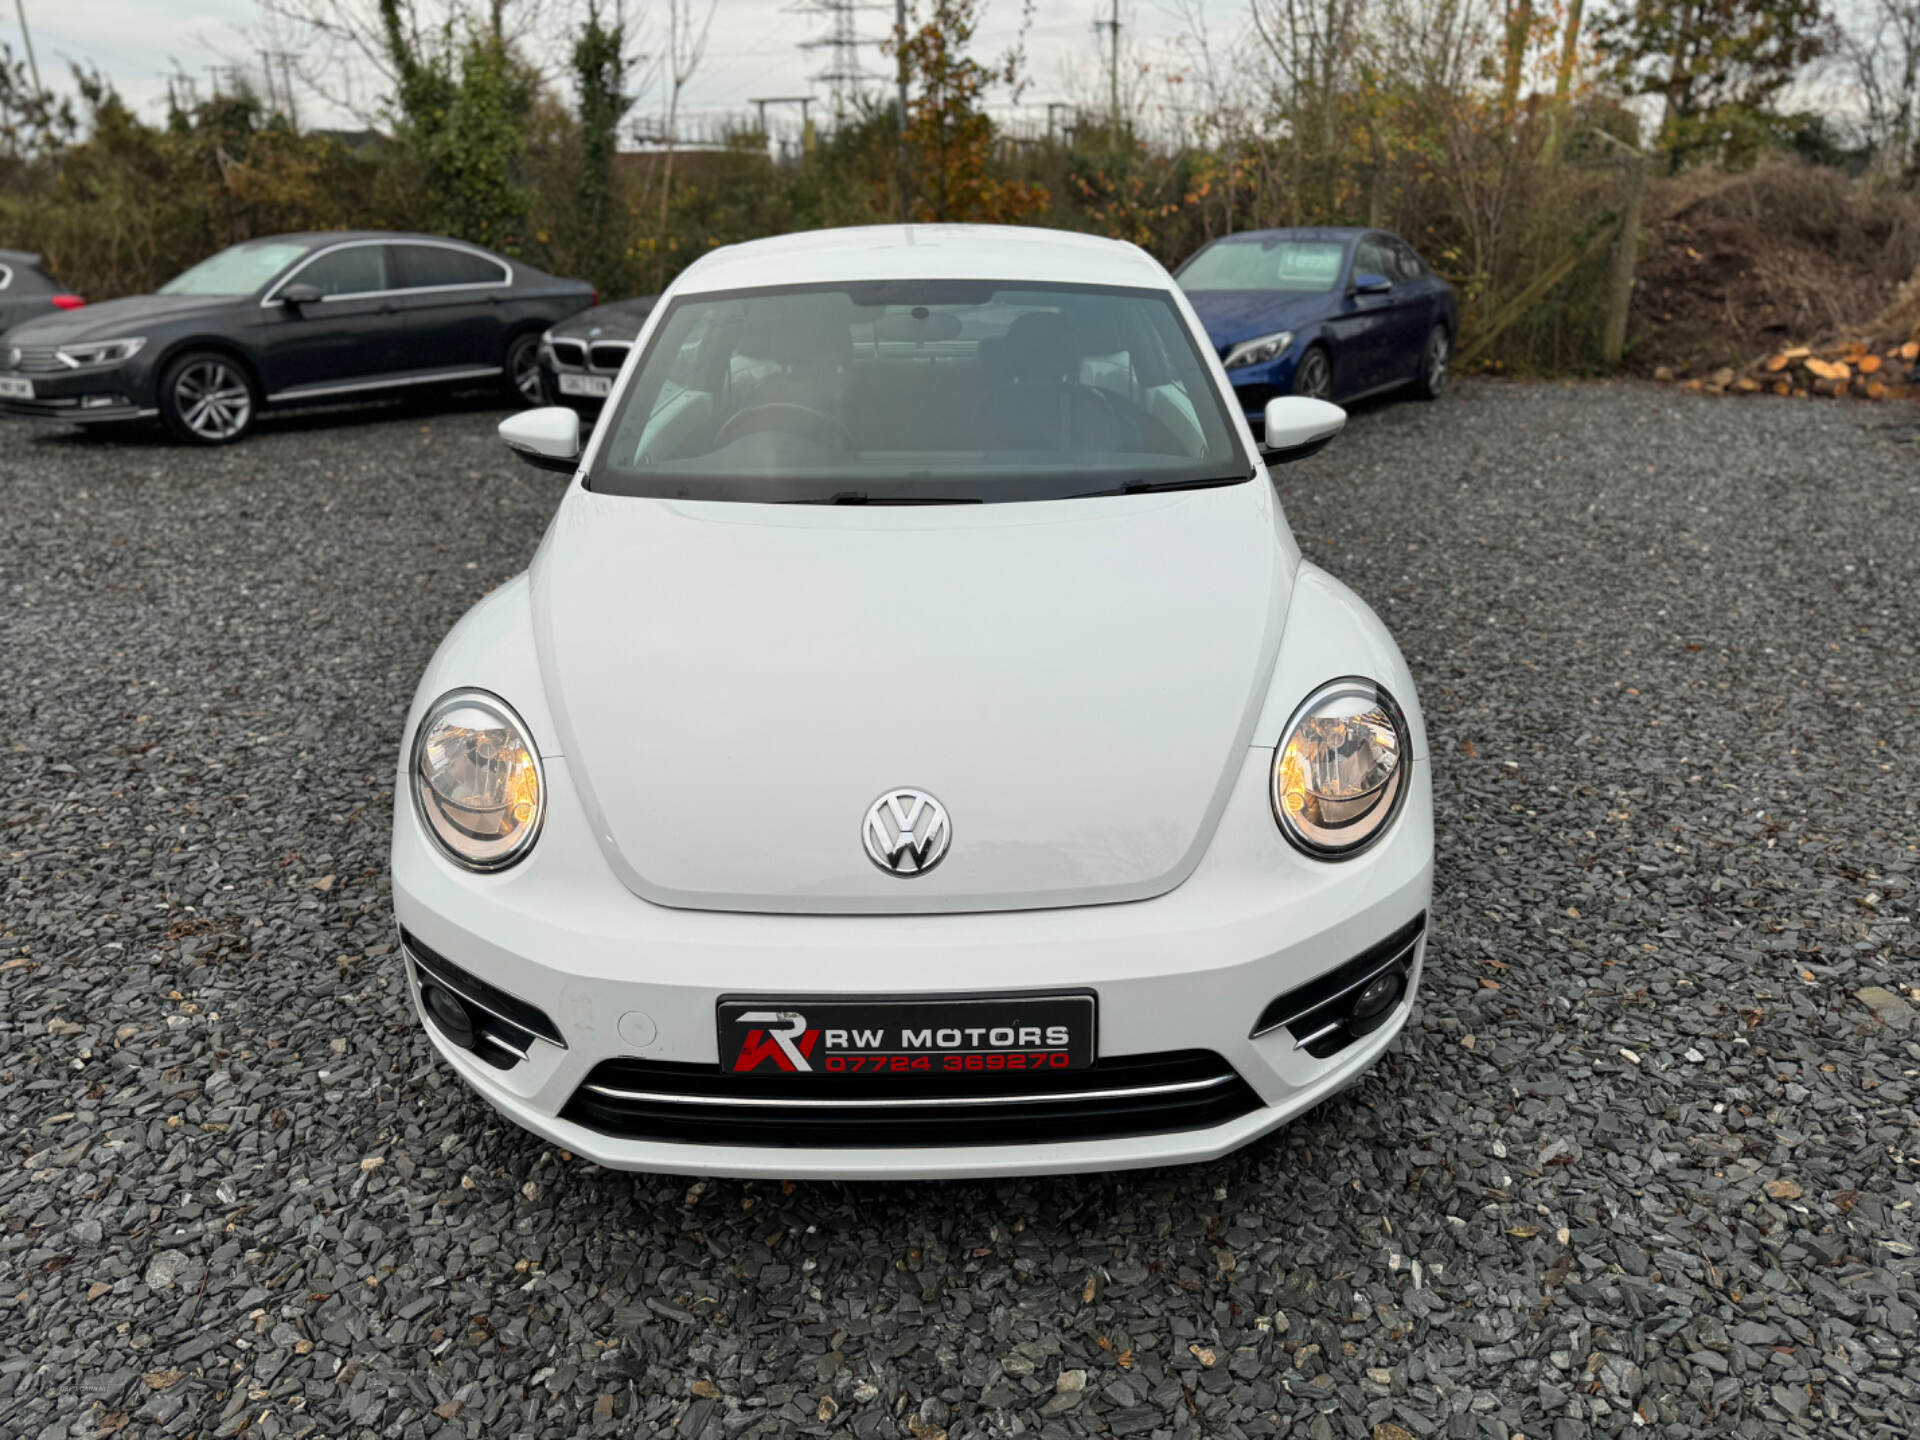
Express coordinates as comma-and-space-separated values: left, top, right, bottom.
1179, 238, 1347, 293
587, 280, 1248, 504
159, 240, 313, 296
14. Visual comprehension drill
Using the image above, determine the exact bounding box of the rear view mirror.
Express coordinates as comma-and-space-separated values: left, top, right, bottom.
279, 283, 324, 306
500, 407, 582, 474
1352, 273, 1392, 295
1260, 396, 1345, 466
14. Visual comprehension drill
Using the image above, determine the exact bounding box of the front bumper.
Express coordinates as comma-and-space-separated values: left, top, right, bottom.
393, 749, 1434, 1179
0, 362, 154, 424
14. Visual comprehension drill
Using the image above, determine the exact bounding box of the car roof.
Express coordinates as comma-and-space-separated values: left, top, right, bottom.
674, 225, 1170, 295
0, 248, 44, 267
1204, 227, 1372, 245
242, 230, 511, 255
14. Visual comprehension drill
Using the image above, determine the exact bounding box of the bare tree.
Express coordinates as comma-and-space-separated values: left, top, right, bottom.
1829, 0, 1920, 169
654, 0, 715, 279
255, 0, 564, 123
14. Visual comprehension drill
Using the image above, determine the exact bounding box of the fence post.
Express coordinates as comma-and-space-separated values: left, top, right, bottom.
1603, 151, 1647, 366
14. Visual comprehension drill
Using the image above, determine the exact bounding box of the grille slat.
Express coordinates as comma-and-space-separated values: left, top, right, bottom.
564, 1049, 1261, 1148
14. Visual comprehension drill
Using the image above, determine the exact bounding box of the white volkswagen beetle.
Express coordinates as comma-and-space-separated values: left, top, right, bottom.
393, 225, 1433, 1179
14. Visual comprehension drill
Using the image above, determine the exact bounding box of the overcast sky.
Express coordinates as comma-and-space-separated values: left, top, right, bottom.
7, 1, 1253, 136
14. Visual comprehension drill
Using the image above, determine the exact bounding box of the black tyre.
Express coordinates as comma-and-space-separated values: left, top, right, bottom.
158, 350, 257, 445
505, 331, 545, 407
1413, 324, 1450, 400
1290, 345, 1333, 399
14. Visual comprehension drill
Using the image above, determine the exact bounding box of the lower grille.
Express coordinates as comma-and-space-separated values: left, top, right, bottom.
401, 930, 565, 1070
1252, 913, 1425, 1058
563, 1049, 1262, 1148
549, 339, 587, 368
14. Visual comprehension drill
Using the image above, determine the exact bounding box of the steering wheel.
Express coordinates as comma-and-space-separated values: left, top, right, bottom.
715, 402, 851, 453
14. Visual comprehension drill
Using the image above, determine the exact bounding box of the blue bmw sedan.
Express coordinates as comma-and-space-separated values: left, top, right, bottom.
1176, 227, 1458, 421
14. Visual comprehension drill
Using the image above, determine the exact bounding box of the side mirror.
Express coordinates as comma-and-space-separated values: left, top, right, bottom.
279, 283, 324, 306
1351, 272, 1392, 296
1260, 396, 1345, 466
499, 407, 582, 473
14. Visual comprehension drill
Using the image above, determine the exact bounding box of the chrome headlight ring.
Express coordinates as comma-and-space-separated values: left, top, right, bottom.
1269, 677, 1411, 860
409, 688, 546, 872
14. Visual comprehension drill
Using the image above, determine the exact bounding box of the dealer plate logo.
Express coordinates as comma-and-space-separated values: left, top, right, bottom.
862, 788, 951, 877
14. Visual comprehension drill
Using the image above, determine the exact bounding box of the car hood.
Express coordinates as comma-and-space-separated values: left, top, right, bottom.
551, 295, 659, 342
5, 292, 234, 345
1182, 290, 1332, 354
531, 482, 1293, 914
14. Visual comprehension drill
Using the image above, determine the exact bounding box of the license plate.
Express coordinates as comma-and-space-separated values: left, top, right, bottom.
557, 373, 611, 398
717, 994, 1096, 1075
0, 377, 33, 399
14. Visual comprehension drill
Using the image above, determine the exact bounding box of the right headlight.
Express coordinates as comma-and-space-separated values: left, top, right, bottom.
1223, 329, 1293, 370
57, 336, 147, 368
1270, 678, 1409, 858
410, 689, 545, 871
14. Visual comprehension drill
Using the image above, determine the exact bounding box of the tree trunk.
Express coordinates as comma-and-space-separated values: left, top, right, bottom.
1501, 0, 1532, 121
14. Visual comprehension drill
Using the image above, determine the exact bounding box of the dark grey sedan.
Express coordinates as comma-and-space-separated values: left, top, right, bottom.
0, 250, 85, 333
0, 231, 593, 444
536, 294, 658, 409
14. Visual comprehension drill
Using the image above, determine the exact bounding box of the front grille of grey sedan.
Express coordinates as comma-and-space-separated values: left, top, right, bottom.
587, 341, 631, 371
7, 345, 63, 373
549, 339, 587, 368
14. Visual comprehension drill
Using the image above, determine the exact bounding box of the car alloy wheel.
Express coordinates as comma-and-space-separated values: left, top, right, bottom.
1291, 347, 1331, 400
1423, 327, 1450, 397
170, 357, 253, 443
507, 334, 544, 406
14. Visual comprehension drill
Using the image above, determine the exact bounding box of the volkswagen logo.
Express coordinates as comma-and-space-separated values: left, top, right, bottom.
862, 789, 951, 877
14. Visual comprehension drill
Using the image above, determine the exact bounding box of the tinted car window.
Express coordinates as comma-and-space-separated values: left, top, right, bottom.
396, 245, 507, 289
1180, 239, 1345, 293
1353, 239, 1396, 284
294, 244, 388, 297
1389, 240, 1427, 282
161, 240, 313, 296
590, 281, 1247, 505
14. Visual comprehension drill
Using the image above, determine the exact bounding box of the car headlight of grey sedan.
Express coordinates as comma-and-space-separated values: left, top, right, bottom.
411, 690, 545, 871
1271, 679, 1408, 858
1223, 330, 1293, 370
56, 337, 147, 368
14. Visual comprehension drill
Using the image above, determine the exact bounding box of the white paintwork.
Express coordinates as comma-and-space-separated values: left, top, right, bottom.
396, 224, 1435, 1177
533, 484, 1291, 913
1262, 395, 1347, 454
498, 406, 580, 462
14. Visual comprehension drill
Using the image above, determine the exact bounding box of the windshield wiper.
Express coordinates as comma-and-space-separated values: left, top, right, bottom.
787, 491, 984, 505
1102, 472, 1253, 496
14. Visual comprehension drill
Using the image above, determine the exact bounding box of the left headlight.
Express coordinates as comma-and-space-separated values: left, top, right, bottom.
56, 337, 147, 368
410, 690, 545, 871
1270, 679, 1409, 859
1223, 330, 1293, 370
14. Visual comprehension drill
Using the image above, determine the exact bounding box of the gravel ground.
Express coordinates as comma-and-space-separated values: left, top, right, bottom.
2, 382, 1917, 1440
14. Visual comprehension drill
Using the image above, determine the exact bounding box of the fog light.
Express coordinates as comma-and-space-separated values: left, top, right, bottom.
1348, 969, 1405, 1035
421, 983, 477, 1049
81, 394, 127, 409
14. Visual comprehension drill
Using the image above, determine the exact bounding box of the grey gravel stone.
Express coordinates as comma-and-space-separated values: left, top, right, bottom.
3, 383, 1918, 1439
